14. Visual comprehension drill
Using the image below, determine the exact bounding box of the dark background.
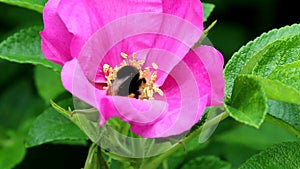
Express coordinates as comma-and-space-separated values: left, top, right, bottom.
0, 0, 299, 168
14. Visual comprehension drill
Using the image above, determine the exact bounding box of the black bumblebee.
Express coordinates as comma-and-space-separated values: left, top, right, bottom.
109, 65, 146, 99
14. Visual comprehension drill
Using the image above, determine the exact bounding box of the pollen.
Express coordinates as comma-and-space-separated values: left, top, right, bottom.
102, 52, 164, 100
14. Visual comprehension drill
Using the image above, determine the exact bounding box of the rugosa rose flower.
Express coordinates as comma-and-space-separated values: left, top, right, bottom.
40, 0, 225, 138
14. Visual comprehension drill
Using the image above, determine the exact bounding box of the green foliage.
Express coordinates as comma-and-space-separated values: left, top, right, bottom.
215, 121, 298, 150
0, 0, 46, 13
222, 23, 300, 167
268, 100, 300, 133
166, 137, 208, 169
224, 24, 300, 131
0, 77, 44, 130
34, 66, 65, 102
252, 76, 300, 105
0, 0, 300, 168
0, 26, 61, 72
224, 75, 268, 128
203, 3, 215, 22
26, 99, 88, 147
0, 129, 26, 169
238, 142, 300, 169
0, 68, 44, 169
224, 23, 300, 97
180, 156, 231, 169
83, 143, 109, 169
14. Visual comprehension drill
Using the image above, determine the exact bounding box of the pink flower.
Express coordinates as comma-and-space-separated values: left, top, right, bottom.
41, 0, 225, 138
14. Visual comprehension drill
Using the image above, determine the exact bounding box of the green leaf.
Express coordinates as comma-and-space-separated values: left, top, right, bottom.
238, 142, 300, 169
224, 75, 268, 128
268, 100, 300, 132
225, 23, 300, 97
268, 61, 300, 93
34, 66, 65, 102
224, 24, 300, 131
0, 0, 47, 13
0, 129, 26, 169
0, 26, 61, 72
0, 61, 20, 86
167, 138, 208, 169
26, 99, 88, 147
203, 3, 215, 22
0, 78, 44, 130
181, 156, 231, 169
250, 35, 300, 77
249, 76, 300, 105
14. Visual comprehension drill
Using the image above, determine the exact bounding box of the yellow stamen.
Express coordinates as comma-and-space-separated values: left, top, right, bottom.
103, 64, 110, 73
120, 52, 128, 59
132, 52, 137, 59
152, 62, 158, 70
103, 52, 164, 100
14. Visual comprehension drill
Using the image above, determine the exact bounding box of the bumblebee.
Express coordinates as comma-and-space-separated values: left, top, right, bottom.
108, 65, 146, 99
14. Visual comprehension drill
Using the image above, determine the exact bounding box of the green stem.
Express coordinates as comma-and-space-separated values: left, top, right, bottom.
50, 100, 71, 118
162, 159, 168, 169
50, 100, 90, 133
84, 143, 109, 169
265, 114, 300, 139
192, 20, 217, 49
141, 111, 229, 169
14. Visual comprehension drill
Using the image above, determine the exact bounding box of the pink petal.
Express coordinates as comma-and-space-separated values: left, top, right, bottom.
61, 58, 105, 109
131, 56, 209, 137
98, 96, 168, 125
40, 0, 73, 65
131, 46, 225, 137
184, 46, 225, 106
57, 0, 162, 59
61, 58, 168, 131
61, 54, 208, 138
162, 0, 204, 30
41, 0, 204, 66
76, 13, 202, 84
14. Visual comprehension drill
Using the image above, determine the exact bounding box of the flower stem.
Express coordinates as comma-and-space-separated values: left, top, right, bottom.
140, 111, 229, 169
84, 143, 109, 169
192, 20, 217, 49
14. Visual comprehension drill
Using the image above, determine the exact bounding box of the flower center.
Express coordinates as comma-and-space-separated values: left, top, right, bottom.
102, 52, 163, 100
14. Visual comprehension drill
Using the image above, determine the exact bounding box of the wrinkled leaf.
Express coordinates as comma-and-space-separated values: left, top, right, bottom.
224, 24, 300, 132
26, 99, 88, 147
268, 100, 300, 132
229, 35, 300, 105
0, 26, 61, 72
249, 35, 300, 77
225, 23, 300, 97
268, 61, 300, 93
250, 76, 300, 105
224, 75, 268, 128
0, 0, 46, 13
239, 142, 300, 169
